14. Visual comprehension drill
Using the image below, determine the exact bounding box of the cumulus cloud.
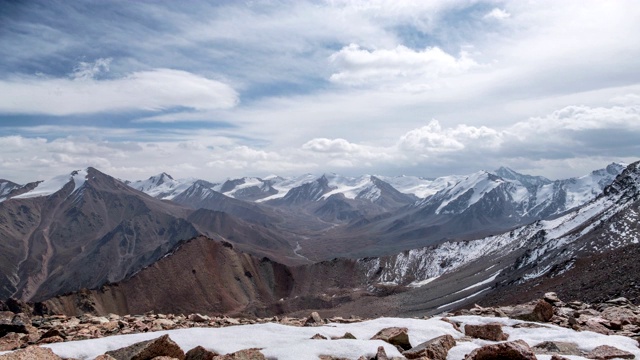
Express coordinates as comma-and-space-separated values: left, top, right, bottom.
302, 138, 361, 153
329, 44, 478, 90
398, 120, 501, 153
0, 68, 238, 115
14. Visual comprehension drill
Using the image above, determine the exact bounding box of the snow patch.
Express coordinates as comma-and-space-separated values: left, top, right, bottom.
13, 169, 88, 199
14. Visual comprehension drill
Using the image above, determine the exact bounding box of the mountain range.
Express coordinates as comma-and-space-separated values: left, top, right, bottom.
0, 161, 637, 318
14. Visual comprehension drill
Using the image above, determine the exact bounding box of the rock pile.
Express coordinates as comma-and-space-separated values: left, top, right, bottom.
0, 293, 639, 359
451, 293, 640, 342
0, 308, 362, 352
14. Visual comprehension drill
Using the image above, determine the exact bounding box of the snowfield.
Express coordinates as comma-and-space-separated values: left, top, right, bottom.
13, 169, 88, 199
31, 316, 640, 360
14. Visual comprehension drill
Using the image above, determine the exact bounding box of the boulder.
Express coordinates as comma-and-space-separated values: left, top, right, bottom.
0, 314, 30, 337
213, 349, 266, 360
582, 318, 612, 335
600, 307, 638, 325
0, 332, 23, 351
304, 312, 323, 326
605, 297, 631, 306
403, 334, 455, 360
37, 335, 65, 344
105, 334, 186, 360
531, 341, 582, 356
39, 328, 66, 341
188, 314, 211, 323
375, 346, 389, 360
331, 332, 356, 340
550, 356, 571, 360
311, 333, 328, 340
585, 345, 634, 359
185, 346, 218, 360
0, 345, 63, 360
544, 292, 561, 304
508, 300, 554, 322
464, 323, 508, 341
370, 327, 411, 350
153, 319, 177, 330
464, 340, 537, 360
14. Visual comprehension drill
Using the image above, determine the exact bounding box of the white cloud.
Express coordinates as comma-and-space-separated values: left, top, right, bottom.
329, 44, 478, 90
302, 138, 361, 153
511, 104, 640, 134
611, 93, 640, 106
0, 68, 238, 115
484, 8, 510, 20
71, 58, 112, 80
2, 1, 640, 181
396, 120, 503, 158
2, 100, 639, 183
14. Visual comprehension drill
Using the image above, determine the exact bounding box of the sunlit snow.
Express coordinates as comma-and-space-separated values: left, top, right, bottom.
13, 169, 88, 199
34, 316, 640, 360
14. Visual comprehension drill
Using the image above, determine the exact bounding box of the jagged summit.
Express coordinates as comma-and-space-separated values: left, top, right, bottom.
493, 166, 552, 189
128, 172, 196, 200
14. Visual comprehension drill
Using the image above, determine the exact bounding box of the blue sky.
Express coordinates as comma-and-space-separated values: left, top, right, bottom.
1, 0, 639, 183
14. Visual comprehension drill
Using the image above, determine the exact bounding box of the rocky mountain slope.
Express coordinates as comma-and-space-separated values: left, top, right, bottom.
0, 168, 300, 303
43, 235, 370, 317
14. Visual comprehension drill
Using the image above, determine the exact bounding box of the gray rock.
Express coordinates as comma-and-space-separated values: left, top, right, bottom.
403, 334, 455, 360
305, 312, 323, 326
531, 341, 582, 356
370, 327, 411, 350
185, 346, 218, 360
0, 346, 63, 360
586, 345, 634, 359
464, 340, 537, 360
464, 323, 508, 341
105, 334, 186, 360
508, 300, 554, 322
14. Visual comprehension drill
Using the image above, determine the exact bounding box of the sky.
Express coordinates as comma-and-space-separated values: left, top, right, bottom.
1, 0, 639, 183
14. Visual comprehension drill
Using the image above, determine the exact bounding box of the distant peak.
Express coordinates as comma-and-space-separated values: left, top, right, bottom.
606, 162, 627, 174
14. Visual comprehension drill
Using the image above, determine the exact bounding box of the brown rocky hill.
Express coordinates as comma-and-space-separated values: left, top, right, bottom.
43, 236, 368, 317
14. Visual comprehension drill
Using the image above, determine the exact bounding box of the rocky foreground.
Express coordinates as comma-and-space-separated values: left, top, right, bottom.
0, 293, 640, 359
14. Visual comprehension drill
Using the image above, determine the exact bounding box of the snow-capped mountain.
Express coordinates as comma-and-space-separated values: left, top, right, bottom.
412, 163, 626, 219
352, 160, 640, 311
128, 172, 201, 200
171, 180, 280, 225
0, 179, 24, 202
376, 175, 462, 198
266, 174, 416, 211
211, 177, 278, 202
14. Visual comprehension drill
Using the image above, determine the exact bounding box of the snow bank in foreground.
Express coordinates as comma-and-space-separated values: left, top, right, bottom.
38, 316, 640, 360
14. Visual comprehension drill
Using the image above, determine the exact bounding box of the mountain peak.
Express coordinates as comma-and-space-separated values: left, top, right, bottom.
605, 162, 627, 176
493, 166, 551, 188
